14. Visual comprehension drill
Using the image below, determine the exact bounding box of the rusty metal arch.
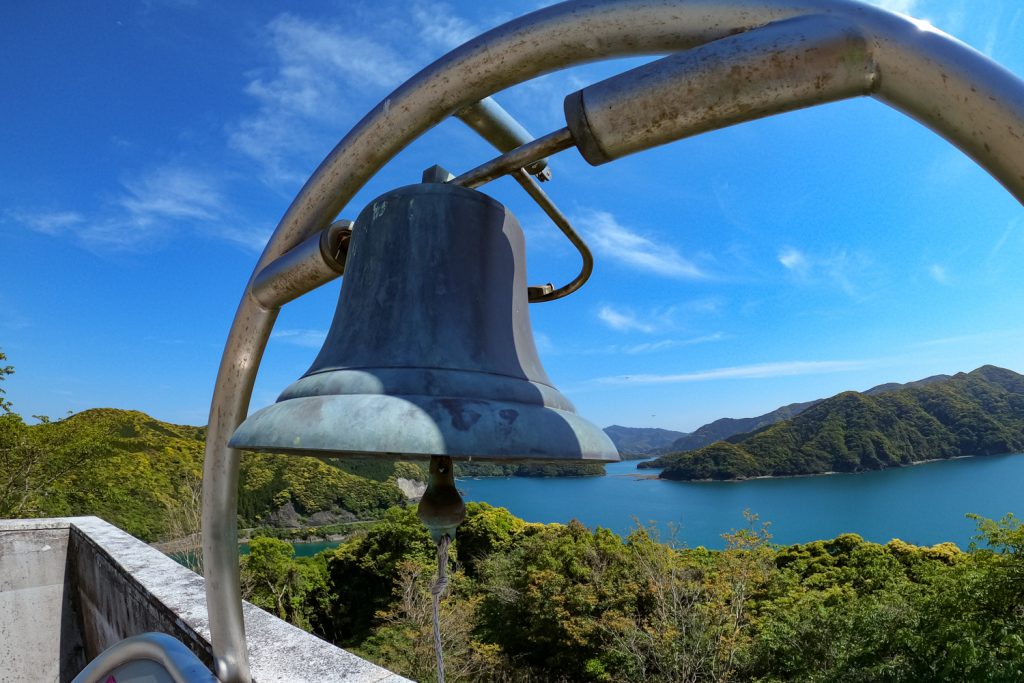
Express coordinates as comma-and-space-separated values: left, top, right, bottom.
201, 2, 1024, 680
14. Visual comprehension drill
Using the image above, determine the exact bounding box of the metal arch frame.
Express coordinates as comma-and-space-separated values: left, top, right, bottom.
201, 1, 1024, 680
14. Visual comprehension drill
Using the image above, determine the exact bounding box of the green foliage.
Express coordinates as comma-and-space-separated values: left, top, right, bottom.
0, 350, 13, 413
260, 506, 1024, 683
240, 536, 331, 631
238, 452, 405, 525
455, 502, 526, 577
456, 461, 605, 478
658, 366, 1024, 480
323, 505, 438, 643
327, 458, 427, 483
0, 402, 406, 541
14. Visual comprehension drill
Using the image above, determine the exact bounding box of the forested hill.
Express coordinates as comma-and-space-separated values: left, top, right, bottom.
0, 407, 413, 541
603, 425, 689, 456
666, 399, 821, 453
660, 372, 952, 455
651, 365, 1024, 481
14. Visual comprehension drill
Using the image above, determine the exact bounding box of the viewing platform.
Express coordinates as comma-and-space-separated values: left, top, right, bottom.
0, 516, 409, 682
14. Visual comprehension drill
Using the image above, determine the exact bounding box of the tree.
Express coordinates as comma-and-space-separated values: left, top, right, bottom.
359, 562, 502, 683
0, 350, 13, 413
0, 410, 109, 519
240, 537, 330, 631
324, 505, 437, 643
161, 470, 204, 572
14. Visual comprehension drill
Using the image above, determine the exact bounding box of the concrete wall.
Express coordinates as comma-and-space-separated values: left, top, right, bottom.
0, 517, 410, 682
0, 524, 86, 682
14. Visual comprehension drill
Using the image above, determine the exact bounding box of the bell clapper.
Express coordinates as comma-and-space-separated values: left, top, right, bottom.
417, 455, 467, 683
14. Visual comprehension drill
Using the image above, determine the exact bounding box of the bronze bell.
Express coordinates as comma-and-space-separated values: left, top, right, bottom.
230, 182, 618, 463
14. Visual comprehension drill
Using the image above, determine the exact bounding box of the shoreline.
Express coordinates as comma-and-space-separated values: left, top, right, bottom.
656, 452, 1015, 483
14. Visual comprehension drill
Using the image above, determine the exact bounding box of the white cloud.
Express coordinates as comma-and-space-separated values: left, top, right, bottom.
119, 167, 224, 222
597, 305, 656, 333
778, 245, 872, 297
412, 2, 479, 50
533, 331, 556, 355
989, 218, 1021, 259
928, 264, 949, 284
594, 359, 874, 385
622, 339, 679, 354
622, 333, 725, 355
578, 210, 707, 280
10, 166, 258, 252
230, 13, 413, 186
778, 247, 808, 274
13, 211, 85, 236
271, 328, 328, 348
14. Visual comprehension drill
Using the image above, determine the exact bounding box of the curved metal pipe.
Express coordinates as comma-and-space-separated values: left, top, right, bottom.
511, 168, 594, 303
203, 2, 1024, 680
72, 632, 216, 683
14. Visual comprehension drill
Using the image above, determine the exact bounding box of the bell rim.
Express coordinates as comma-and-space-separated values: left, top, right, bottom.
229, 393, 620, 464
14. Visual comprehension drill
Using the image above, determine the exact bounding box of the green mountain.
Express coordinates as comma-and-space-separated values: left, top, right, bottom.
603, 425, 689, 457
654, 372, 952, 457
664, 399, 821, 454
0, 407, 410, 541
652, 365, 1024, 481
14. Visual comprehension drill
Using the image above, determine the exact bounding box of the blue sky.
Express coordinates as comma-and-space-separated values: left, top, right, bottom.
3, 0, 1024, 433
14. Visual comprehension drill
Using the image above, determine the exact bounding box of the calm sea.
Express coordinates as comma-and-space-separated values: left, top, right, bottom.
455, 453, 1024, 550
260, 453, 1024, 557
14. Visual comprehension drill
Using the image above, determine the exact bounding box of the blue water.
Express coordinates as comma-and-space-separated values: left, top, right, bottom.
456, 454, 1024, 550
239, 540, 338, 557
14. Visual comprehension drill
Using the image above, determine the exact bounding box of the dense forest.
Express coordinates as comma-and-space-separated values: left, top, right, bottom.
241, 502, 1024, 682
645, 365, 1024, 481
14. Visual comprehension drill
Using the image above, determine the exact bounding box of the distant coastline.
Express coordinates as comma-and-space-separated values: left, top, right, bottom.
655, 452, 1004, 483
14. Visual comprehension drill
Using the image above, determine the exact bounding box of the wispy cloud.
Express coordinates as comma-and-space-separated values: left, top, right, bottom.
230, 13, 413, 186
9, 166, 258, 252
622, 333, 725, 355
928, 264, 949, 284
533, 331, 556, 355
598, 305, 656, 333
912, 329, 1023, 349
119, 166, 224, 222
412, 2, 479, 50
926, 150, 977, 189
13, 210, 85, 236
578, 210, 708, 280
777, 247, 809, 275
594, 359, 875, 386
988, 217, 1021, 259
778, 245, 872, 297
271, 328, 327, 348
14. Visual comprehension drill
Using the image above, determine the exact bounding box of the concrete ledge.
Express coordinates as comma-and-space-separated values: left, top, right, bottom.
0, 517, 411, 682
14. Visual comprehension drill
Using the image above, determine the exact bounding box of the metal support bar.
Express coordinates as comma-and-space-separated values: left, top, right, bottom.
565, 14, 876, 165
512, 168, 594, 303
250, 221, 351, 310
450, 127, 574, 188
204, 3, 1024, 681
456, 97, 551, 178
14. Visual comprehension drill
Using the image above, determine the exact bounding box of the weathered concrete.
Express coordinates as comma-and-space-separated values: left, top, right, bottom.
0, 525, 86, 682
0, 517, 411, 682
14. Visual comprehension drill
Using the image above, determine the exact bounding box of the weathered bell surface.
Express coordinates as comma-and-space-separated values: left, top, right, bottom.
230, 182, 619, 463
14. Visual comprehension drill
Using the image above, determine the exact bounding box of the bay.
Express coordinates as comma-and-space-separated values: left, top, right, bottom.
456, 453, 1024, 550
